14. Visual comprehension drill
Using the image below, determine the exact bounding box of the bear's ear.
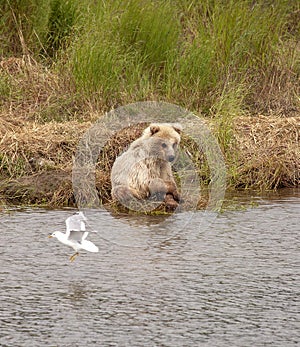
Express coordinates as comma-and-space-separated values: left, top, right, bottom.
172, 123, 182, 134
149, 124, 160, 135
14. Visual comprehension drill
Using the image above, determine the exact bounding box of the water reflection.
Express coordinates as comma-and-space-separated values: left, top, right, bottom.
60, 283, 88, 305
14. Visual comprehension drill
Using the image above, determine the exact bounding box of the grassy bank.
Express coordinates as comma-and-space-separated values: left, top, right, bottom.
0, 0, 299, 207
1, 0, 299, 116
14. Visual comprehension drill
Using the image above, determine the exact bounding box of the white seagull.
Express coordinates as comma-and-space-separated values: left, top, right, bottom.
48, 211, 99, 262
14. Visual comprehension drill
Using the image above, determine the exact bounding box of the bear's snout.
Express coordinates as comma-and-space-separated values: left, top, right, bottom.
167, 155, 175, 162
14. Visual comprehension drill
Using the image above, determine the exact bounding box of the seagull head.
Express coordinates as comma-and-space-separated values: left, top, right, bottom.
48, 231, 59, 239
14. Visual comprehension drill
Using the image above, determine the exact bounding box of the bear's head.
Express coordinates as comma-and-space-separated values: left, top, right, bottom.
142, 123, 182, 162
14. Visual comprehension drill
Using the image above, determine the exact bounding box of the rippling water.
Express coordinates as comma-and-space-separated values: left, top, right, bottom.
0, 189, 299, 346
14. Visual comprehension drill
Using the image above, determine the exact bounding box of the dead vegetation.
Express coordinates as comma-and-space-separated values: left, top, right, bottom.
232, 115, 300, 189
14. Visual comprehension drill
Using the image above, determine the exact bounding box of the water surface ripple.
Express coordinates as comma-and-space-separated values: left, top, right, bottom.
0, 192, 299, 346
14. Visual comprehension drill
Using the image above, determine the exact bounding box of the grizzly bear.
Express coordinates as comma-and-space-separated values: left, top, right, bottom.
111, 123, 182, 211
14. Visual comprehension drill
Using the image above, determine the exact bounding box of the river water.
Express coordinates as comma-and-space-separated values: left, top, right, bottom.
0, 189, 299, 346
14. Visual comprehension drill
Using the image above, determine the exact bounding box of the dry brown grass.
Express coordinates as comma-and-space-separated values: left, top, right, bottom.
232, 115, 300, 189
0, 117, 90, 176
0, 119, 89, 206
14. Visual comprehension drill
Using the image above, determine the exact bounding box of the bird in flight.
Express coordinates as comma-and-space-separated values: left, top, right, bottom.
48, 211, 98, 262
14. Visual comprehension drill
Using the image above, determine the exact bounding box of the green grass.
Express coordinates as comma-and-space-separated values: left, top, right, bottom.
69, 0, 181, 105
0, 0, 51, 56
1, 0, 299, 116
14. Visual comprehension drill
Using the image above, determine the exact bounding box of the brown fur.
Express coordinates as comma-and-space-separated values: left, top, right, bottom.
111, 123, 182, 210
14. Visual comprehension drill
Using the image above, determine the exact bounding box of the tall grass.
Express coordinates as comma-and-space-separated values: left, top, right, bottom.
0, 0, 79, 58
0, 0, 299, 116
0, 0, 51, 55
70, 0, 181, 106
69, 0, 299, 116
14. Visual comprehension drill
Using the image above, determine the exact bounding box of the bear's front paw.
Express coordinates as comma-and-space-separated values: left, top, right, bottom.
164, 193, 179, 212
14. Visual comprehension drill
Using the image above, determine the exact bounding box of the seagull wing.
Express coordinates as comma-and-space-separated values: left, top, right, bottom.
80, 219, 89, 241
65, 211, 87, 238
68, 230, 86, 243
82, 231, 89, 241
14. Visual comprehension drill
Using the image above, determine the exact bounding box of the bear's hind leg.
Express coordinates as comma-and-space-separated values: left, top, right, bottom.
112, 186, 141, 204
